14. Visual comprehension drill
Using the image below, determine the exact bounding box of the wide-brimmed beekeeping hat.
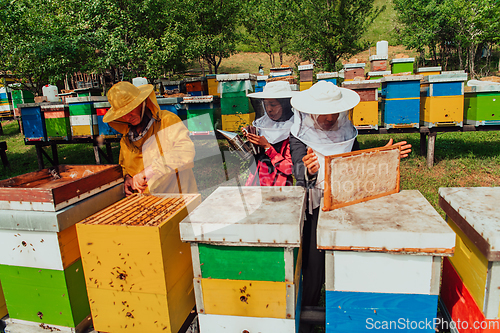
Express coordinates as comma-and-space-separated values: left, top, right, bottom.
103, 81, 154, 123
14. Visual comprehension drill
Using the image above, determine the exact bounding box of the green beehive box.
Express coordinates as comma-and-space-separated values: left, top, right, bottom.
45, 118, 71, 140
0, 260, 89, 328
187, 109, 215, 132
68, 103, 93, 116
221, 91, 250, 115
11, 90, 35, 108
390, 58, 415, 74
464, 85, 500, 125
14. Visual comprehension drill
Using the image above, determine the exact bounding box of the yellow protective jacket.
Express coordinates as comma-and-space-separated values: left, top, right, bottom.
110, 93, 198, 194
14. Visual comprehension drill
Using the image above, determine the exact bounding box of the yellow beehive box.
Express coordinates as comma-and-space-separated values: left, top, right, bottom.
0, 280, 7, 318
207, 76, 219, 97
349, 100, 378, 129
420, 95, 464, 127
221, 113, 255, 132
77, 193, 201, 333
299, 81, 313, 91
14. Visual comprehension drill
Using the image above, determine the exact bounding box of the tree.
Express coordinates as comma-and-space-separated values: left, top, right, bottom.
292, 0, 385, 71
242, 0, 298, 68
181, 0, 243, 74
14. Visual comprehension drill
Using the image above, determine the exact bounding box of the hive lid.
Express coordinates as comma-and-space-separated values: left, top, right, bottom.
369, 55, 388, 61
40, 103, 66, 110
181, 95, 214, 103
0, 184, 124, 232
390, 58, 415, 64
422, 73, 468, 83
0, 165, 123, 212
417, 66, 442, 73
467, 85, 500, 93
343, 63, 366, 69
298, 64, 314, 71
342, 80, 381, 89
180, 186, 306, 247
317, 190, 455, 255
93, 102, 111, 108
162, 80, 181, 85
156, 97, 183, 104
367, 71, 391, 77
381, 75, 424, 82
439, 187, 500, 261
216, 73, 256, 81
316, 72, 339, 79
66, 96, 107, 103
256, 75, 269, 81
184, 76, 206, 83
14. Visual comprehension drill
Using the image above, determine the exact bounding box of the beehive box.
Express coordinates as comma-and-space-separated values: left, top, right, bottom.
182, 96, 215, 135
0, 181, 124, 331
369, 55, 388, 72
323, 145, 400, 211
255, 75, 269, 92
316, 72, 339, 85
11, 90, 35, 110
439, 187, 500, 330
94, 101, 121, 138
77, 193, 201, 333
298, 64, 314, 82
19, 103, 47, 141
157, 97, 186, 120
343, 63, 366, 81
390, 58, 415, 74
343, 80, 380, 129
220, 91, 251, 115
464, 85, 500, 126
318, 190, 455, 333
381, 75, 423, 129
367, 71, 390, 92
42, 103, 71, 140
299, 81, 313, 91
269, 67, 293, 77
0, 164, 123, 212
206, 74, 219, 97
420, 73, 467, 128
417, 66, 442, 76
180, 186, 306, 333
221, 113, 255, 132
0, 87, 12, 116
184, 77, 207, 95
67, 97, 106, 138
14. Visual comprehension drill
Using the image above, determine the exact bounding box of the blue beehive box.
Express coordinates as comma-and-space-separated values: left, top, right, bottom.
420, 72, 467, 97
20, 103, 46, 141
94, 102, 121, 138
381, 75, 423, 129
157, 97, 186, 120
317, 72, 339, 85
255, 75, 268, 93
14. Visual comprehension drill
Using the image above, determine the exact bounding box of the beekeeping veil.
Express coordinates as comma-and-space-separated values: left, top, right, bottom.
247, 81, 299, 144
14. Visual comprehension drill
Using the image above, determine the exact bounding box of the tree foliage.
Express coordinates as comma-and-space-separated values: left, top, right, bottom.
292, 0, 385, 71
393, 0, 500, 76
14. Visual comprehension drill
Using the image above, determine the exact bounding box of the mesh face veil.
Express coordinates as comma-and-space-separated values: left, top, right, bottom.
250, 97, 295, 144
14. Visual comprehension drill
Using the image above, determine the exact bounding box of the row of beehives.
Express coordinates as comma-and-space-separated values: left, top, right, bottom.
342, 71, 500, 130
1, 163, 499, 332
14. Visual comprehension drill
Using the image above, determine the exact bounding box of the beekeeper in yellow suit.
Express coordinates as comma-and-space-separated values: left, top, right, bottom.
104, 81, 197, 195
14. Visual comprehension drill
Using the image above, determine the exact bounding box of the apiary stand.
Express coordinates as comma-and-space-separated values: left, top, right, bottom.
180, 186, 306, 333
318, 190, 455, 333
440, 187, 500, 332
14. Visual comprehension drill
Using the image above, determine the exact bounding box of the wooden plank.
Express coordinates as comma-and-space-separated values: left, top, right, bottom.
198, 313, 296, 332
427, 132, 436, 168
323, 145, 400, 211
446, 215, 489, 312
326, 290, 438, 333
87, 288, 173, 333
440, 258, 500, 332
485, 262, 500, 319
165, 264, 195, 333
0, 229, 63, 270
199, 278, 288, 318
439, 187, 500, 261
180, 186, 306, 246
318, 190, 456, 254
0, 261, 88, 328
325, 251, 335, 291
430, 256, 442, 295
5, 315, 92, 333
331, 251, 434, 295
198, 244, 286, 282
58, 224, 81, 269
190, 243, 202, 279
